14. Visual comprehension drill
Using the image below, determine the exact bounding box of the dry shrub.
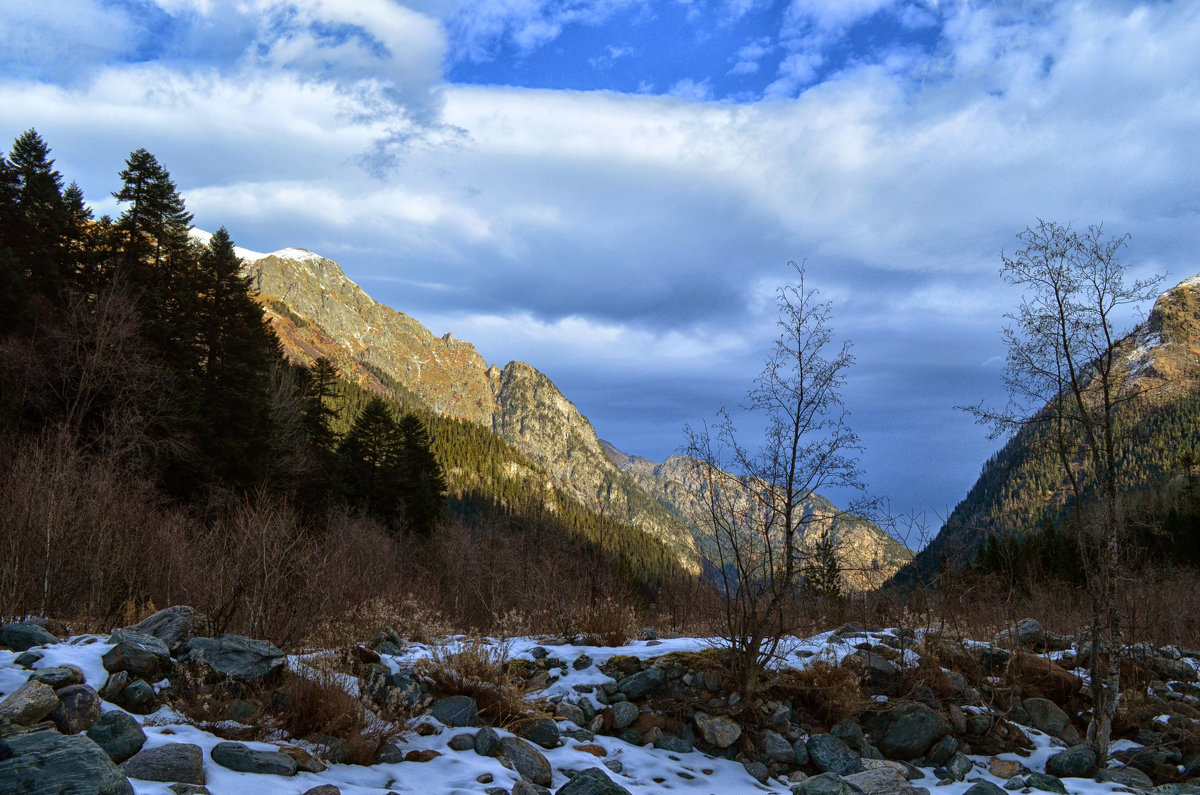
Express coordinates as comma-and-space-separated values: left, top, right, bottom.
304, 595, 452, 650
573, 597, 637, 646
777, 657, 867, 726
415, 635, 533, 728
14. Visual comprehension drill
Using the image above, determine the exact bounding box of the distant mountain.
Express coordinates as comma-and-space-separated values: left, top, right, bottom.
203, 233, 700, 571
599, 441, 914, 590
891, 271, 1200, 586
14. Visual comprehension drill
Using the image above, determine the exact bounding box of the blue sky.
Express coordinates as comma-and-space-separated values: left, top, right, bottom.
3, 0, 1200, 540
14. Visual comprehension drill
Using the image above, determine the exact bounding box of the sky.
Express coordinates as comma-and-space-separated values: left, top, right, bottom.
3, 0, 1200, 536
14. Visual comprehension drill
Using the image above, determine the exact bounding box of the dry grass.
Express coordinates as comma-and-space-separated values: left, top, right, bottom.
415, 635, 535, 728
776, 656, 867, 726
573, 597, 638, 647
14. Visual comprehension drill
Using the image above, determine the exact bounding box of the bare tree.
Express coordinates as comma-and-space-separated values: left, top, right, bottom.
965, 220, 1164, 761
683, 261, 868, 692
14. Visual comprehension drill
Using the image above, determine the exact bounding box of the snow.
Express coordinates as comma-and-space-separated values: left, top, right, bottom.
265, 247, 326, 264
187, 228, 266, 262
0, 628, 1157, 794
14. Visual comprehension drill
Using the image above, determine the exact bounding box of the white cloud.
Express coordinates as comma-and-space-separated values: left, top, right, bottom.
440, 0, 647, 62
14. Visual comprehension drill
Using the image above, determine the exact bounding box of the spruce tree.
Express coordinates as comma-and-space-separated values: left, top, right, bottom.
338, 396, 406, 527
397, 412, 446, 537
4, 130, 72, 303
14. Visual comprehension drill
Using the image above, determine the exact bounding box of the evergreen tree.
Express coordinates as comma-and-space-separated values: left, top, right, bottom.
397, 412, 446, 537
304, 356, 340, 464
4, 130, 73, 303
338, 397, 406, 527
0, 152, 31, 334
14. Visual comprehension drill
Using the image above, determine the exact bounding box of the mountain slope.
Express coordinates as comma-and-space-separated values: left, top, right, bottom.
600, 441, 913, 590
891, 271, 1200, 586
217, 236, 700, 571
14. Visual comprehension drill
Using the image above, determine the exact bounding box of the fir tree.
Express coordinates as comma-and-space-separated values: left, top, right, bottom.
338, 397, 406, 527
397, 412, 446, 537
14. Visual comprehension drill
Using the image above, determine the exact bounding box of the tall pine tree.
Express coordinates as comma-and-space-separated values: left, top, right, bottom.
338, 397, 406, 528
397, 413, 446, 537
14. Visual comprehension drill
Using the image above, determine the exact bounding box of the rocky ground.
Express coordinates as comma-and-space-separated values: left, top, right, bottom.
2, 609, 1199, 795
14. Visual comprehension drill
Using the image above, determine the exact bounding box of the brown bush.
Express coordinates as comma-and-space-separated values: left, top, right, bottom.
415, 635, 535, 728
776, 657, 867, 726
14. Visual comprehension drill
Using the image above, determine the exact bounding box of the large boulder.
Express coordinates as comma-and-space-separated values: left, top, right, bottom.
0, 679, 59, 725
1024, 698, 1079, 743
175, 634, 286, 684
843, 766, 930, 795
128, 606, 211, 653
848, 651, 901, 692
799, 772, 854, 795
499, 736, 552, 787
863, 701, 950, 761
0, 728, 133, 795
616, 667, 664, 700
807, 734, 863, 776
1044, 745, 1095, 778
210, 741, 298, 776
87, 710, 147, 763
517, 718, 561, 750
121, 743, 205, 784
1007, 655, 1082, 703
0, 622, 58, 652
103, 631, 172, 680
694, 712, 742, 748
28, 665, 85, 690
994, 619, 1046, 650
49, 684, 102, 734
556, 766, 633, 795
429, 695, 480, 727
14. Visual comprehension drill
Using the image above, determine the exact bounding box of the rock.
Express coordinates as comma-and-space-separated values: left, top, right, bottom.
1007, 655, 1081, 703
988, 758, 1028, 779
449, 733, 476, 751
656, 736, 692, 753
121, 743, 206, 784
944, 752, 973, 781
99, 671, 129, 702
1044, 745, 1095, 778
300, 787, 341, 795
519, 717, 561, 749
764, 729, 797, 763
844, 766, 930, 795
210, 741, 298, 775
120, 680, 158, 714
616, 667, 663, 700
557, 702, 587, 726
49, 684, 102, 734
513, 783, 552, 795
14, 651, 44, 668
28, 665, 85, 689
865, 702, 950, 761
962, 782, 1008, 795
573, 654, 594, 670
0, 622, 58, 651
1095, 766, 1154, 789
1025, 773, 1067, 794
103, 631, 172, 680
694, 712, 742, 748
807, 733, 863, 776
0, 728, 133, 795
364, 666, 425, 709
175, 634, 286, 684
404, 749, 441, 762
430, 695, 480, 727
611, 701, 639, 730
87, 710, 147, 762
499, 736, 552, 786
799, 771, 853, 795
279, 745, 326, 773
375, 743, 404, 763
474, 726, 501, 756
1024, 698, 1074, 740
168, 786, 212, 795
927, 735, 958, 766
832, 719, 865, 749
556, 766, 634, 794
744, 761, 770, 783
995, 618, 1046, 650
0, 679, 59, 725
851, 651, 901, 691
128, 605, 211, 652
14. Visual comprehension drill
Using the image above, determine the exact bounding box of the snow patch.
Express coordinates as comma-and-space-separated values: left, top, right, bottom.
187, 228, 266, 262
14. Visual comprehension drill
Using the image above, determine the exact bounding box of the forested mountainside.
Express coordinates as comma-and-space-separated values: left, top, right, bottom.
601, 442, 913, 590
891, 273, 1200, 587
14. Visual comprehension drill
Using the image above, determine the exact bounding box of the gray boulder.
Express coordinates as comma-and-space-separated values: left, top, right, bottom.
610, 701, 638, 730
962, 783, 1007, 795
121, 743, 205, 784
798, 772, 853, 795
865, 701, 950, 760
851, 651, 901, 691
843, 766, 930, 795
128, 606, 211, 652
103, 631, 172, 680
120, 680, 157, 714
210, 741, 298, 776
29, 665, 85, 689
616, 667, 663, 700
1095, 766, 1154, 789
0, 679, 59, 725
0, 622, 58, 652
87, 710, 147, 762
744, 761, 770, 783
99, 671, 129, 702
175, 634, 286, 683
474, 725, 500, 756
694, 712, 742, 748
499, 736, 552, 786
1025, 773, 1068, 794
49, 684, 102, 734
556, 766, 633, 794
994, 618, 1046, 650
519, 717, 561, 749
763, 729, 796, 763
514, 783, 552, 795
0, 728, 132, 795
808, 734, 863, 776
1045, 745, 1096, 778
430, 695, 480, 727
1024, 698, 1079, 743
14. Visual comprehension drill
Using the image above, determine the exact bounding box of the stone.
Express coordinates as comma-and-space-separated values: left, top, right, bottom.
14, 651, 44, 668
474, 725, 501, 756
513, 783, 552, 795
1025, 773, 1068, 794
832, 719, 865, 749
120, 680, 158, 714
449, 733, 476, 751
519, 717, 561, 749
103, 631, 172, 679
694, 712, 742, 748
87, 710, 147, 762
557, 701, 587, 726
556, 766, 634, 794
49, 684, 102, 734
1024, 698, 1072, 739
210, 741, 298, 775
962, 782, 1008, 795
655, 736, 693, 753
944, 752, 972, 781
799, 771, 853, 795
128, 605, 211, 652
851, 651, 901, 690
616, 667, 663, 700
0, 679, 59, 725
794, 738, 810, 766
843, 766, 929, 795
375, 743, 404, 763
300, 787, 341, 795
279, 745, 327, 773
1007, 655, 1082, 703
168, 786, 212, 795
994, 618, 1046, 650
99, 671, 129, 702
404, 749, 441, 762
764, 729, 797, 763
926, 735, 957, 766
573, 654, 594, 670
1044, 745, 1096, 778
121, 743, 206, 784
988, 758, 1028, 779
0, 729, 133, 795
175, 634, 286, 683
28, 665, 85, 689
744, 761, 770, 783
1095, 766, 1155, 789
807, 733, 863, 776
499, 736, 552, 786
430, 694, 480, 727
0, 622, 58, 651
611, 701, 639, 730
575, 743, 608, 757
866, 701, 951, 760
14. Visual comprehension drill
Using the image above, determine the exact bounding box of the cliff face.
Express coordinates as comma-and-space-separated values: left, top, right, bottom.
601, 445, 913, 591
233, 241, 700, 570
